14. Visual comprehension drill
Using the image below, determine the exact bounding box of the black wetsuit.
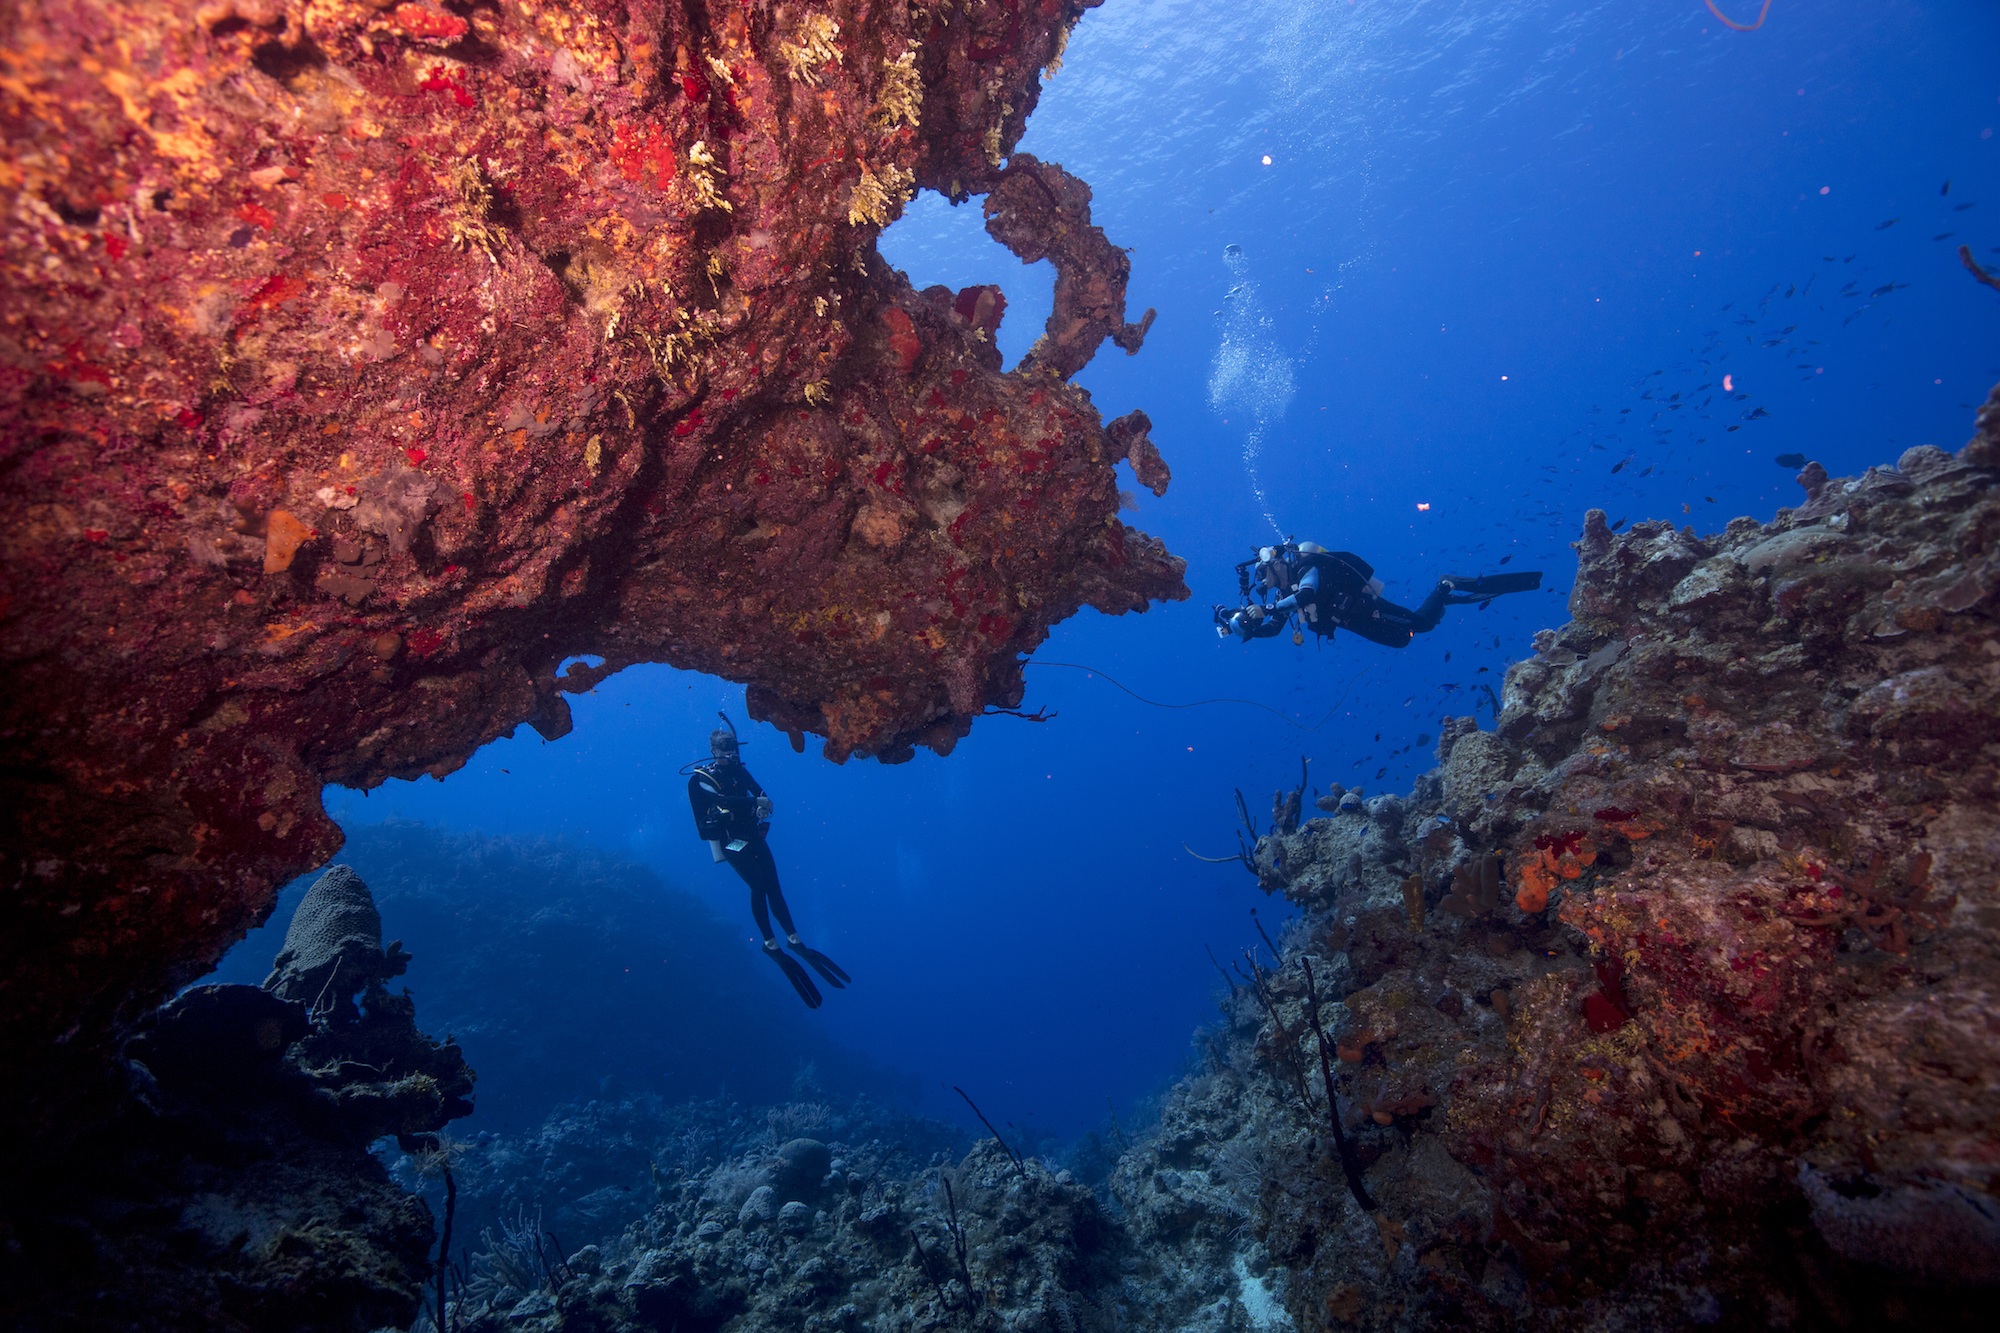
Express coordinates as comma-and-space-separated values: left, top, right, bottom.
1293, 550, 1453, 648
688, 757, 799, 942
1229, 548, 1538, 648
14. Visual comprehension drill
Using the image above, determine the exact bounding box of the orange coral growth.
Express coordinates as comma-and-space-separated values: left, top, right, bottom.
1516, 860, 1554, 912
1517, 831, 1597, 908
394, 4, 468, 41
610, 123, 676, 189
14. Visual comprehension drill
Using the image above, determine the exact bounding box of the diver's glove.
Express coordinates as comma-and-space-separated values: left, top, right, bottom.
753, 796, 773, 820
1213, 605, 1237, 641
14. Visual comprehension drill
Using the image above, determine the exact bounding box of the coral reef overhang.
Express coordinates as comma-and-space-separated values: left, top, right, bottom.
0, 0, 1182, 1139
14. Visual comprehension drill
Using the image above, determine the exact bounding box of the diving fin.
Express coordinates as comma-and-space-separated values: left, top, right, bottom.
765, 944, 823, 1009
1444, 571, 1543, 600
790, 942, 851, 988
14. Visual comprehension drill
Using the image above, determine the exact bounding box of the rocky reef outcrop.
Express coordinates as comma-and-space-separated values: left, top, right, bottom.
0, 0, 1183, 1145
0, 863, 474, 1332
391, 1085, 1277, 1333
1126, 400, 2000, 1329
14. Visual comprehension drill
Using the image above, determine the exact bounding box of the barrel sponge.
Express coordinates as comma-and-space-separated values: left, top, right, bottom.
263, 864, 385, 1009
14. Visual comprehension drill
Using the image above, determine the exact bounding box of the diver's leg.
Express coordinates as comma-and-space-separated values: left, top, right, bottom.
1337, 592, 1438, 646
1410, 582, 1451, 634
728, 843, 822, 1007
735, 841, 849, 989
741, 842, 850, 987
741, 840, 801, 938
726, 841, 780, 940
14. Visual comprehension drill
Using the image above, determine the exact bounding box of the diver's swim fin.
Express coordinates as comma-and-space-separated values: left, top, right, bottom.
790, 942, 851, 988
765, 944, 822, 1008
1443, 571, 1543, 601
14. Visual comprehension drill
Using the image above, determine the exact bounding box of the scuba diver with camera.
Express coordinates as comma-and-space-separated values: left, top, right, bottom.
1215, 541, 1543, 649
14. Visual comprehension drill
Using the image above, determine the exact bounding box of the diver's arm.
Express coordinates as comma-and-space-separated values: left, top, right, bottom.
1226, 607, 1287, 641
1267, 566, 1319, 615
739, 766, 774, 820
689, 771, 727, 843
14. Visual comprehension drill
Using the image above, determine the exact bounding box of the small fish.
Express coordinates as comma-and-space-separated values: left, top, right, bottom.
1743, 406, 1770, 420
1375, 767, 1388, 779
1876, 217, 1900, 230
1934, 233, 1956, 242
1942, 179, 1952, 195
1610, 517, 1628, 531
1477, 665, 1490, 673
1492, 636, 1501, 648
1705, 496, 1717, 503
1499, 555, 1513, 565
1845, 253, 1857, 262
1954, 202, 1976, 212
1683, 502, 1692, 512
1842, 305, 1874, 327
1444, 650, 1451, 661
1871, 283, 1897, 297
1402, 696, 1415, 707
1780, 325, 1798, 335
1415, 733, 1432, 746
1775, 452, 1808, 468
1640, 466, 1654, 476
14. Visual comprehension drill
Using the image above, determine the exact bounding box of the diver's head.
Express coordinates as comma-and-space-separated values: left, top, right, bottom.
1256, 546, 1290, 593
709, 728, 740, 759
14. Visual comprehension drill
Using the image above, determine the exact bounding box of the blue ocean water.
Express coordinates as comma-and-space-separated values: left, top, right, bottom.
215, 0, 1999, 1150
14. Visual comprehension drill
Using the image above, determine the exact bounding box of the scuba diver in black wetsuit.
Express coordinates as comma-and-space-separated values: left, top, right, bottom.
1214, 541, 1544, 649
687, 714, 850, 1009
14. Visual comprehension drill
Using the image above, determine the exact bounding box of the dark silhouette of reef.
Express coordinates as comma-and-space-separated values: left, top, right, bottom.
0, 864, 473, 1333
1114, 401, 2000, 1331
210, 820, 918, 1131
0, 0, 1183, 1152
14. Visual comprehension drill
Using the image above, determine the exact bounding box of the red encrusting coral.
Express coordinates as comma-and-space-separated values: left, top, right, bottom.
0, 0, 1184, 1147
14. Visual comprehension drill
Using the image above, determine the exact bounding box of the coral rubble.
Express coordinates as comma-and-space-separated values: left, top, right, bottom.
0, 0, 1182, 1140
1138, 405, 2000, 1328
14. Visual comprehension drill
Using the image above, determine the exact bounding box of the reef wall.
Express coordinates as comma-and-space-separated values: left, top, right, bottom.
0, 0, 1182, 1140
3, 864, 475, 1332
1123, 408, 2000, 1330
